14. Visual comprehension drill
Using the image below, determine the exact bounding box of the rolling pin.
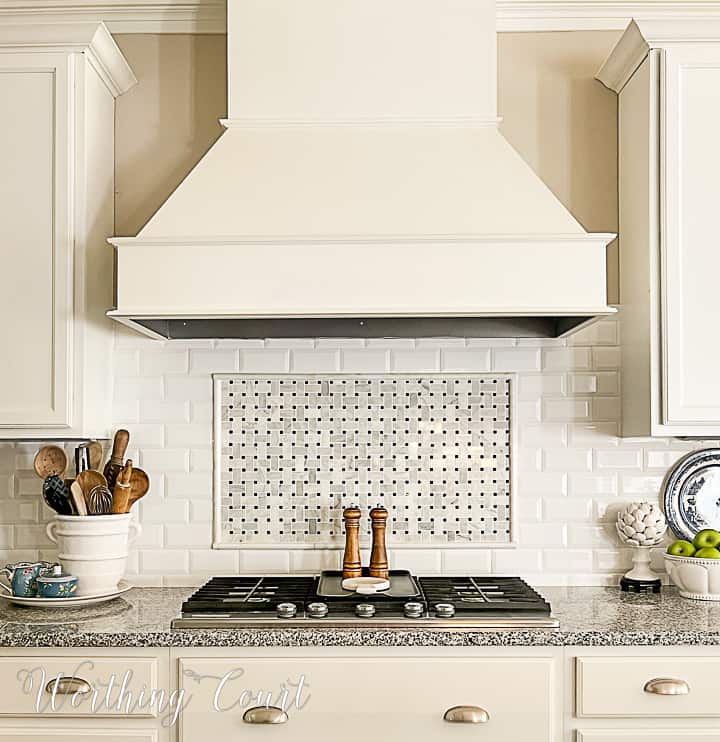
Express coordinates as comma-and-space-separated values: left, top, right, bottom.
342, 506, 363, 579
104, 429, 129, 490
368, 506, 389, 579
111, 460, 133, 515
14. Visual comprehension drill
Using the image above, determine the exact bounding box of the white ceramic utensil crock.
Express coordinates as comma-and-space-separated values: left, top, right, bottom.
46, 514, 140, 596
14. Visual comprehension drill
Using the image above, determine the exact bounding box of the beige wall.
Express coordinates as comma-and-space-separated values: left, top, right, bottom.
114, 30, 621, 299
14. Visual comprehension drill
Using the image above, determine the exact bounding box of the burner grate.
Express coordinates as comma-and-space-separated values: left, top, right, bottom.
181, 576, 315, 614
419, 576, 551, 614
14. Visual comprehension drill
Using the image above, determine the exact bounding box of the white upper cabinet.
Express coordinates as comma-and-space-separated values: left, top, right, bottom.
0, 24, 135, 439
598, 21, 720, 437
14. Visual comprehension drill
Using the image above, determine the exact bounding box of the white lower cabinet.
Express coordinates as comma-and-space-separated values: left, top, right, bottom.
176, 651, 558, 741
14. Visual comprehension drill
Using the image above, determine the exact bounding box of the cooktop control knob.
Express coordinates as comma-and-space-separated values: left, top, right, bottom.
355, 603, 376, 618
404, 601, 424, 618
435, 603, 456, 618
276, 602, 297, 619
307, 602, 329, 618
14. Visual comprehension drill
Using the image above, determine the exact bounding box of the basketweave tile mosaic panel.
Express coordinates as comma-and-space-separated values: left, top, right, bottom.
214, 374, 513, 547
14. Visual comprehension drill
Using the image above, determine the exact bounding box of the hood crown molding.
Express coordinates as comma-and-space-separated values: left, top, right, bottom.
597, 17, 720, 92
0, 21, 136, 96
4, 0, 720, 33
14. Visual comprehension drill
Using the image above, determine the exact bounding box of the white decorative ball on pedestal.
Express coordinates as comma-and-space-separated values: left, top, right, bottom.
615, 502, 668, 593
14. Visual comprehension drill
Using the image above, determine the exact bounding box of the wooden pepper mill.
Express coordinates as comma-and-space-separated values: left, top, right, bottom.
369, 506, 389, 579
342, 506, 362, 579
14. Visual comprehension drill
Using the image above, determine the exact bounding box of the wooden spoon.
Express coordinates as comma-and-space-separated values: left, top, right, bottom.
34, 446, 68, 479
103, 430, 129, 490
126, 468, 150, 511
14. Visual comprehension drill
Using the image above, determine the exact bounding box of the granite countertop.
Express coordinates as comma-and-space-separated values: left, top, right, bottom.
2, 586, 720, 647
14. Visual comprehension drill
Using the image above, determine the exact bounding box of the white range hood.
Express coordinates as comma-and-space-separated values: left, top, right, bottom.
109, 0, 615, 339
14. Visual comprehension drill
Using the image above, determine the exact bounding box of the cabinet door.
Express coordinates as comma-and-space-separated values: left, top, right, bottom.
661, 45, 720, 426
577, 733, 720, 741
0, 54, 72, 429
178, 656, 555, 741
0, 730, 157, 742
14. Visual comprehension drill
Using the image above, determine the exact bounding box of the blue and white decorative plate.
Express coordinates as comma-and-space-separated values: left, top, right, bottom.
663, 449, 720, 541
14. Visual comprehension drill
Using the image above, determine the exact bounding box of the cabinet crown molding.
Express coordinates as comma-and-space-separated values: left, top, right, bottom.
5, 0, 720, 33
597, 17, 720, 91
0, 21, 136, 96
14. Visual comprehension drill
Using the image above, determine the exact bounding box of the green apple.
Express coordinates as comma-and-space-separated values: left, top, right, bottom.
694, 547, 720, 559
667, 540, 696, 557
693, 529, 720, 549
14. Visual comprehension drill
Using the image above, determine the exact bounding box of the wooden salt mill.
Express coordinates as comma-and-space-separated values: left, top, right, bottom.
369, 506, 389, 579
342, 506, 362, 579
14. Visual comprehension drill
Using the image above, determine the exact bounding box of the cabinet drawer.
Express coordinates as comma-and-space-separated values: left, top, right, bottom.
179, 656, 555, 741
577, 657, 720, 717
577, 733, 720, 741
0, 730, 157, 742
0, 657, 159, 717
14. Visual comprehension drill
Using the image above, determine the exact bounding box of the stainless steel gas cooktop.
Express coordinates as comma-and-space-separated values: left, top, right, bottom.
172, 573, 559, 630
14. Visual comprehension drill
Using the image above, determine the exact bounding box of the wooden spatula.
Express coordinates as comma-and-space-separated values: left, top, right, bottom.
126, 467, 150, 511
70, 480, 88, 516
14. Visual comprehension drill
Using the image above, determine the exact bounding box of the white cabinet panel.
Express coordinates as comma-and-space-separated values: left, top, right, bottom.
662, 46, 720, 426
0, 730, 157, 742
578, 733, 720, 741
0, 62, 70, 428
0, 27, 134, 438
179, 656, 556, 742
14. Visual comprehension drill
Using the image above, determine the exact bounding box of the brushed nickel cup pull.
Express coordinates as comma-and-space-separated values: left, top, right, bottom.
242, 706, 289, 724
44, 677, 92, 696
443, 705, 490, 723
643, 677, 690, 696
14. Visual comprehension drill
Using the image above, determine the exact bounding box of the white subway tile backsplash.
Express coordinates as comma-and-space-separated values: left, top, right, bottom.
543, 497, 593, 521
543, 348, 591, 371
441, 349, 491, 372
569, 473, 618, 496
291, 350, 340, 372
390, 350, 440, 372
1, 319, 708, 585
189, 349, 239, 374
139, 400, 190, 423
592, 347, 621, 370
139, 499, 189, 523
141, 350, 188, 375
165, 423, 211, 447
544, 448, 592, 472
595, 449, 642, 470
543, 398, 590, 422
141, 449, 190, 472
139, 549, 189, 574
166, 472, 212, 498
441, 549, 492, 574
493, 548, 542, 572
114, 377, 162, 401
340, 350, 389, 372
240, 349, 291, 372
165, 376, 212, 402
492, 348, 540, 371
239, 550, 291, 573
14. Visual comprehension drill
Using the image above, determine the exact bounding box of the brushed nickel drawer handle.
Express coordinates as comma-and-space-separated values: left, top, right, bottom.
443, 705, 490, 723
242, 706, 289, 724
643, 677, 690, 696
44, 677, 93, 696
